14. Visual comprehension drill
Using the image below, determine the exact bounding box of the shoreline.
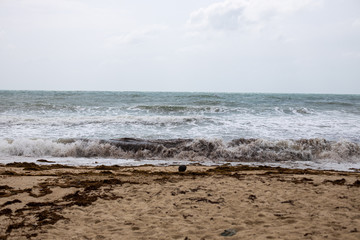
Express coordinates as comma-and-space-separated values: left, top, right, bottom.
1, 156, 360, 173
1, 164, 360, 239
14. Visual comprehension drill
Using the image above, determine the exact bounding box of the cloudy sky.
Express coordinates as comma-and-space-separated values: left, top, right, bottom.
1, 0, 359, 93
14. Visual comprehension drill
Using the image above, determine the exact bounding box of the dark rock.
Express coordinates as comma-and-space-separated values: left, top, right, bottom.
178, 165, 187, 172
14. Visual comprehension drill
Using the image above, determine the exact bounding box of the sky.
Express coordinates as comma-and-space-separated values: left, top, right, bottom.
0, 0, 360, 94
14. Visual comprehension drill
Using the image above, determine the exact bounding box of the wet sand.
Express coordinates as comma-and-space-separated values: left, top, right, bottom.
1, 163, 360, 240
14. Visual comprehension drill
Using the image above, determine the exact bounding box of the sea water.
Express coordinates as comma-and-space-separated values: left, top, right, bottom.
0, 90, 359, 171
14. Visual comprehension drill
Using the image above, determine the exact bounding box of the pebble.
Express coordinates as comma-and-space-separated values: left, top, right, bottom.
178, 165, 187, 172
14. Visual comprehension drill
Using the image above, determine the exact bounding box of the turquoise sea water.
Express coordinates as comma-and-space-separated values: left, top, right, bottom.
0, 90, 359, 169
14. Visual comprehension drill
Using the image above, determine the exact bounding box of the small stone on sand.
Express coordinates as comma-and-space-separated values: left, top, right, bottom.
178, 165, 187, 172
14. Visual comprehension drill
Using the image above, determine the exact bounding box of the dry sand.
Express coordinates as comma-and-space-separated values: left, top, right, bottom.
0, 162, 360, 240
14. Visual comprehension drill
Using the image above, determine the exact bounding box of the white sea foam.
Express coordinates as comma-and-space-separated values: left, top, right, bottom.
1, 138, 359, 164
1, 111, 359, 142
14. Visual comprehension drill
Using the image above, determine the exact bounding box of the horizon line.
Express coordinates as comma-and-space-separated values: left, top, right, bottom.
0, 89, 359, 95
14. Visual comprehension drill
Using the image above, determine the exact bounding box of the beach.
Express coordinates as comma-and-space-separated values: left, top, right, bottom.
1, 0, 360, 238
1, 163, 359, 240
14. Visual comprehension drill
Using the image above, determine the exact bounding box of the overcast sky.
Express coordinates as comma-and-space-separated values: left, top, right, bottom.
0, 0, 359, 94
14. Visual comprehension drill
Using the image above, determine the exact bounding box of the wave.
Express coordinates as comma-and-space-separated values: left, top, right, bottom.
1, 138, 359, 163
309, 101, 357, 107
130, 105, 225, 113
274, 107, 314, 115
3, 103, 327, 116
0, 115, 209, 126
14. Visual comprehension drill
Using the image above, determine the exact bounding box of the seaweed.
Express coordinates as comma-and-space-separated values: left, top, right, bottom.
281, 200, 295, 206
0, 185, 13, 190
26, 202, 57, 208
63, 190, 96, 206
205, 165, 344, 176
95, 165, 120, 170
207, 165, 268, 173
0, 188, 32, 198
291, 177, 314, 184
7, 162, 42, 171
1, 199, 21, 207
323, 178, 346, 185
0, 208, 12, 216
0, 176, 126, 238
131, 169, 210, 177
29, 186, 53, 198
5, 162, 74, 170
171, 189, 188, 196
350, 180, 360, 187
36, 210, 65, 226
6, 221, 25, 234
26, 233, 38, 239
187, 197, 225, 204
1, 171, 18, 176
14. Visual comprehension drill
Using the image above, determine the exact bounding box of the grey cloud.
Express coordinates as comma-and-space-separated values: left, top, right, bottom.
105, 25, 168, 46
208, 7, 245, 30
187, 0, 322, 32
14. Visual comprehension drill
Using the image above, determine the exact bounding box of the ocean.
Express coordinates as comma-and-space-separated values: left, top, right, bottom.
1, 90, 359, 171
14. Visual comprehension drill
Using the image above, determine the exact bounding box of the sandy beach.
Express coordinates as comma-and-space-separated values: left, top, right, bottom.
0, 163, 360, 240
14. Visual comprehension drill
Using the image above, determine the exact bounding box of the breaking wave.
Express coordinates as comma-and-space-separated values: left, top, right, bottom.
1, 138, 359, 163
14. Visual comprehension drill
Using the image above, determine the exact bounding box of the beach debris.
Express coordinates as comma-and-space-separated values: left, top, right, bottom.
171, 188, 188, 196
182, 214, 193, 219
281, 200, 295, 206
220, 229, 237, 237
291, 177, 314, 184
248, 194, 257, 202
187, 197, 224, 204
178, 165, 187, 172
